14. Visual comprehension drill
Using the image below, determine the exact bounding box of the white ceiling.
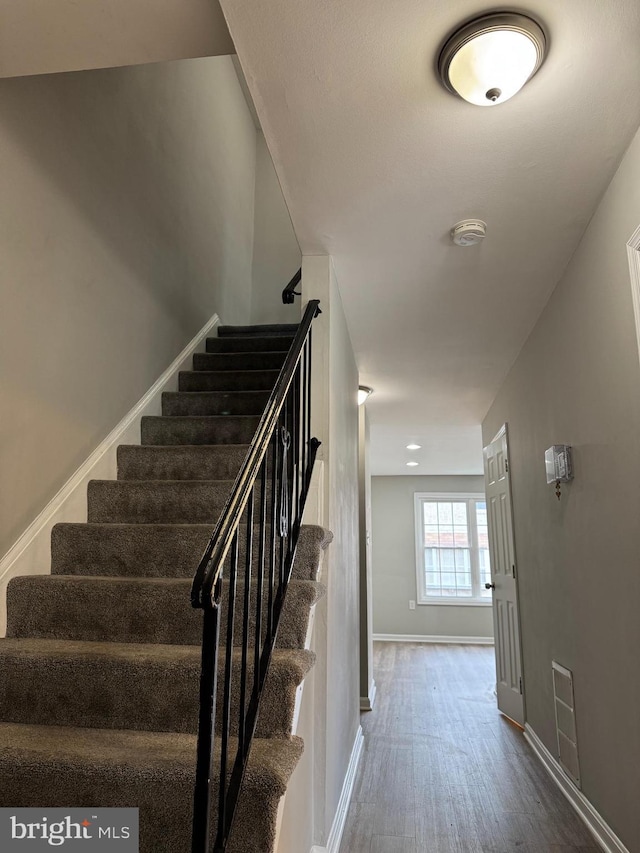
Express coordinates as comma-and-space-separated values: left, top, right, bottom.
221, 0, 640, 475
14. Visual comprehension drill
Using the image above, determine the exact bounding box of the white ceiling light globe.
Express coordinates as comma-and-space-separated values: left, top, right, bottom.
439, 13, 546, 107
358, 386, 373, 405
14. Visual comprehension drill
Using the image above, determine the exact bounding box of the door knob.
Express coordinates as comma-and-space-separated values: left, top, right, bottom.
485, 582, 495, 590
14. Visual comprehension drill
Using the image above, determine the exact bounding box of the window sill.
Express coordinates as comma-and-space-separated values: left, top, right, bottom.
417, 599, 493, 608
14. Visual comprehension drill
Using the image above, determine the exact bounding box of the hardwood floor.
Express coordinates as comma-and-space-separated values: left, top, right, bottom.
340, 643, 599, 853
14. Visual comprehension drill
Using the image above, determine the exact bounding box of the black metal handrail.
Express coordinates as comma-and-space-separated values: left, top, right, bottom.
281, 268, 302, 304
191, 298, 322, 853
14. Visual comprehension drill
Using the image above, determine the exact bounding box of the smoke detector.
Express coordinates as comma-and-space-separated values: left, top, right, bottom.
451, 219, 487, 247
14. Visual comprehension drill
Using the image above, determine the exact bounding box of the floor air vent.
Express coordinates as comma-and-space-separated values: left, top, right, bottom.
552, 661, 581, 787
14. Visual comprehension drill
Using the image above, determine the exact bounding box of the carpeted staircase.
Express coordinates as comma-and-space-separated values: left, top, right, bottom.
0, 322, 330, 852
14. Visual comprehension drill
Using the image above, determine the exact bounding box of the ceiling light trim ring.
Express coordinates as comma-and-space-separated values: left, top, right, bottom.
438, 12, 547, 101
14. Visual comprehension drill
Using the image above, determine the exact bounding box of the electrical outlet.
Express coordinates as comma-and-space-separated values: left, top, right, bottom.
409, 600, 416, 610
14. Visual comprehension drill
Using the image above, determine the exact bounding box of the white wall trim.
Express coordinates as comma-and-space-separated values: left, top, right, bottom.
626, 224, 640, 365
524, 724, 630, 853
373, 633, 494, 645
310, 725, 364, 853
360, 679, 377, 711
0, 312, 220, 636
273, 600, 319, 853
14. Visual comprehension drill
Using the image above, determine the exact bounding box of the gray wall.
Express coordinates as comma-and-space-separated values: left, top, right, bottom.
371, 476, 494, 638
0, 0, 234, 78
483, 127, 640, 849
283, 256, 360, 851
325, 267, 360, 826
0, 56, 257, 557
250, 131, 301, 325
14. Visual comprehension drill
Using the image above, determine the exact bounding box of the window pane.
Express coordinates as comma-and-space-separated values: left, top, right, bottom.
454, 549, 470, 570
437, 503, 453, 525
424, 525, 439, 547
423, 502, 438, 524
452, 502, 467, 525
454, 526, 469, 547
479, 547, 492, 598
418, 497, 490, 602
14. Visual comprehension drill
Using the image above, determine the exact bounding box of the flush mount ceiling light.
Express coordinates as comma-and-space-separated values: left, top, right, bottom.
358, 386, 373, 406
438, 12, 546, 107
406, 444, 422, 450
406, 461, 420, 467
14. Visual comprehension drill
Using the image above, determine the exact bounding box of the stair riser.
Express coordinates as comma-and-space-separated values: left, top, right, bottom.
7, 576, 321, 650
50, 523, 327, 580
178, 370, 279, 392
141, 415, 260, 446
161, 391, 270, 417
0, 650, 310, 737
0, 733, 300, 853
206, 336, 294, 353
193, 352, 287, 372
117, 444, 251, 481
87, 480, 244, 524
218, 323, 298, 337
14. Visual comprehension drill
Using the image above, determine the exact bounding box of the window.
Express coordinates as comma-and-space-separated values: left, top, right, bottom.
414, 493, 491, 605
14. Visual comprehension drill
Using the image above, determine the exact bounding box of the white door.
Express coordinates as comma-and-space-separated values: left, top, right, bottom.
483, 425, 524, 726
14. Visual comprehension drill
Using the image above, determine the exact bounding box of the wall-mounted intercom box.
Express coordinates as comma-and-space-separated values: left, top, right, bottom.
545, 445, 573, 484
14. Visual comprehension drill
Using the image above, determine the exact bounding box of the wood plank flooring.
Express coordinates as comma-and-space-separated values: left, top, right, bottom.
340, 643, 599, 853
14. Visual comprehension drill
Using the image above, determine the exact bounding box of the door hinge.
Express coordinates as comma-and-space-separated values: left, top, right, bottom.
519, 677, 523, 695
505, 460, 509, 473
512, 564, 516, 578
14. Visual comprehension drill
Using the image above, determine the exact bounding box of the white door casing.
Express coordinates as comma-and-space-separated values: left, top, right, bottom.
483, 424, 525, 726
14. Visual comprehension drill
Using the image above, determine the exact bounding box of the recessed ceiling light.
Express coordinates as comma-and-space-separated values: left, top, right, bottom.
358, 386, 373, 406
406, 461, 419, 467
438, 12, 546, 107
406, 444, 421, 450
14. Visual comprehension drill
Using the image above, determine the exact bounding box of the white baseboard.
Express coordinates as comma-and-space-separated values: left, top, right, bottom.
373, 633, 494, 645
360, 679, 377, 711
524, 724, 629, 853
0, 312, 221, 637
311, 725, 364, 853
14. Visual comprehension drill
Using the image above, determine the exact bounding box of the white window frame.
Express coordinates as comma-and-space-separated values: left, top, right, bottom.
414, 492, 491, 607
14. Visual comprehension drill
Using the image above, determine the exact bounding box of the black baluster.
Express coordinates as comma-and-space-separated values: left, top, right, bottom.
267, 430, 279, 646
191, 572, 222, 853
301, 340, 308, 509
294, 362, 301, 525
216, 534, 239, 850
255, 458, 267, 697
306, 329, 313, 489
239, 490, 253, 757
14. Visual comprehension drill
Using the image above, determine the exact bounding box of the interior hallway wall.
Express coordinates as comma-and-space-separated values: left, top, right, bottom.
278, 256, 360, 853
483, 126, 640, 850
371, 475, 494, 639
0, 55, 257, 558
250, 130, 301, 325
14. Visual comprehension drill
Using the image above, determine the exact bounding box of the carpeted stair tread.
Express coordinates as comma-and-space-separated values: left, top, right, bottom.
117, 444, 250, 481
179, 370, 280, 392
206, 336, 294, 353
0, 639, 314, 736
7, 575, 325, 648
162, 391, 271, 417
193, 352, 287, 372
2, 317, 332, 852
0, 722, 303, 852
87, 479, 241, 524
51, 523, 329, 579
218, 323, 299, 337
141, 415, 260, 446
